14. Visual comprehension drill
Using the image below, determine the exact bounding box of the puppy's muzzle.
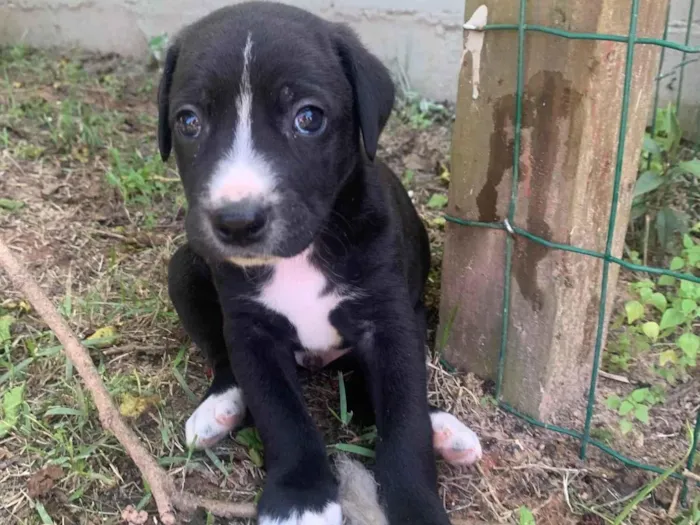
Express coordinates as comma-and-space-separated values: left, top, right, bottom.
210, 200, 269, 246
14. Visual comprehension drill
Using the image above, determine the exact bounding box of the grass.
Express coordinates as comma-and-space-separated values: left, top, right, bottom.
0, 44, 697, 525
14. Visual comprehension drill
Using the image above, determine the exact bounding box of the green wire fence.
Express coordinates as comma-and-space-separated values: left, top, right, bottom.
445, 0, 700, 505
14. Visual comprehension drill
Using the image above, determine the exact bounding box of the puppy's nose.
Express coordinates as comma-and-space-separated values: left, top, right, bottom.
211, 202, 268, 245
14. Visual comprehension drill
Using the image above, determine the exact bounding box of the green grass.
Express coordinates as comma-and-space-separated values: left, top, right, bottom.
0, 43, 181, 219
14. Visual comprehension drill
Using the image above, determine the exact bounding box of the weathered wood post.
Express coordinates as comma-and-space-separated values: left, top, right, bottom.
438, 0, 670, 420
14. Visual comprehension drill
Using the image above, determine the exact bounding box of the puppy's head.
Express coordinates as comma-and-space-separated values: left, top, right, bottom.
158, 2, 394, 264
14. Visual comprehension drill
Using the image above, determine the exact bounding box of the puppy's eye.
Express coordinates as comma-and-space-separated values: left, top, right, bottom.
294, 106, 326, 136
175, 110, 202, 138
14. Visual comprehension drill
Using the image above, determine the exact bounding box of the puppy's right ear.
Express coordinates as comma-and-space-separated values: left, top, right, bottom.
157, 43, 179, 162
333, 24, 395, 162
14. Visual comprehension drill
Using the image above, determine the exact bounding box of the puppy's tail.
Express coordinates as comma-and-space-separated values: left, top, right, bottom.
335, 454, 389, 525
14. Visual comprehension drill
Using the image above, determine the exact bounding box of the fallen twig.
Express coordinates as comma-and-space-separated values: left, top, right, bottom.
493, 463, 585, 474
683, 469, 700, 483
599, 371, 630, 384
668, 485, 681, 518
0, 239, 256, 524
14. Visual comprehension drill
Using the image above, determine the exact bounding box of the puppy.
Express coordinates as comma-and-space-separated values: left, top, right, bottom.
159, 3, 481, 524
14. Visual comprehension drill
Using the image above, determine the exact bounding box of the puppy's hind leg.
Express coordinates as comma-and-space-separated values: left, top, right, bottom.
168, 244, 245, 449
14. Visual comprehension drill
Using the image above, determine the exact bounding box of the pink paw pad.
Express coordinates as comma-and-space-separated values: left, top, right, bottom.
430, 411, 482, 467
185, 387, 245, 449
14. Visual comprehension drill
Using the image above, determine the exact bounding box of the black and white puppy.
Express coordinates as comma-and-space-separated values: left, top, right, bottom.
159, 3, 481, 524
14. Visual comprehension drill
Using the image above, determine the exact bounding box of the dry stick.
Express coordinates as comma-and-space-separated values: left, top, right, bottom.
0, 239, 256, 524
683, 469, 700, 483
668, 485, 681, 518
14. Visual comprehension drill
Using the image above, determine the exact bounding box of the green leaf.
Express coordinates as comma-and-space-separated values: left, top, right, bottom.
119, 393, 159, 418
660, 308, 686, 331
687, 245, 700, 265
677, 333, 699, 359
683, 234, 696, 250
85, 326, 118, 348
518, 506, 536, 525
656, 207, 689, 251
0, 198, 25, 211
670, 257, 685, 271
44, 406, 84, 417
34, 501, 54, 525
338, 371, 349, 425
659, 349, 679, 367
619, 401, 634, 416
655, 209, 669, 251
0, 383, 25, 437
633, 171, 664, 198
658, 275, 675, 287
0, 315, 14, 344
632, 279, 655, 290
204, 448, 229, 477
631, 203, 647, 221
681, 299, 697, 315
642, 135, 661, 158
634, 405, 650, 424
620, 420, 633, 435
638, 287, 653, 303
664, 104, 682, 153
248, 447, 264, 467
426, 194, 448, 209
606, 395, 622, 410
641, 321, 660, 341
679, 280, 698, 300
235, 427, 263, 449
648, 293, 667, 313
679, 159, 700, 177
68, 486, 85, 502
624, 300, 644, 324
630, 388, 649, 403
331, 443, 376, 458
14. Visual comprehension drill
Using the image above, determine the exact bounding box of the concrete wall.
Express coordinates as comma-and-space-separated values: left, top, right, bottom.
656, 0, 700, 138
0, 0, 465, 102
0, 0, 697, 125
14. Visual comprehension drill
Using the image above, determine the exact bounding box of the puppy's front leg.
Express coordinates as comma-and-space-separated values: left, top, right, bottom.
335, 298, 451, 525
223, 313, 340, 525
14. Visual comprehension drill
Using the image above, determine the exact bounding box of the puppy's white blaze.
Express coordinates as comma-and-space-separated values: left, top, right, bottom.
257, 249, 348, 353
208, 160, 274, 205
207, 33, 277, 206
258, 502, 342, 525
185, 387, 245, 449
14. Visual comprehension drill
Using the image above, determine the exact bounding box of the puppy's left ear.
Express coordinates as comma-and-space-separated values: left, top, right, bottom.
157, 42, 180, 162
333, 25, 395, 162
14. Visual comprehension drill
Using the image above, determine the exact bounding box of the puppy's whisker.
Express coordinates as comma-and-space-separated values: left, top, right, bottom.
319, 225, 351, 260
330, 209, 354, 234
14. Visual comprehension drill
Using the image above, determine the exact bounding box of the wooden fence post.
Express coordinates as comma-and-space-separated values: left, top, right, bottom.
438, 0, 669, 420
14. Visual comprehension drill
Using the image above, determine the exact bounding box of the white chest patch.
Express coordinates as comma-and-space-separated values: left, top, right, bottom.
257, 250, 348, 353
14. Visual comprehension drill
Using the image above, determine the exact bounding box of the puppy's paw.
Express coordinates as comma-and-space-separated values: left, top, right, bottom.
185, 387, 245, 449
430, 411, 482, 466
258, 502, 342, 525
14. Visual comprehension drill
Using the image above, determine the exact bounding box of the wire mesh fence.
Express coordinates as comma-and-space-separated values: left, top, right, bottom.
445, 0, 700, 504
